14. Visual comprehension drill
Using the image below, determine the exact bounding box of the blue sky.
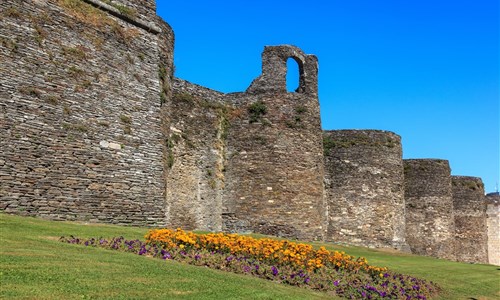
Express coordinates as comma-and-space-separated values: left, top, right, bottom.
157, 1, 499, 193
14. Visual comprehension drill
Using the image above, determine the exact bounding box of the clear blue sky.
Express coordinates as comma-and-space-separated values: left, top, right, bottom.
157, 1, 499, 193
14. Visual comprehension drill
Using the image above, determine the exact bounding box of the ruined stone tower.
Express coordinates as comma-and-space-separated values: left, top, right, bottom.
222, 46, 326, 240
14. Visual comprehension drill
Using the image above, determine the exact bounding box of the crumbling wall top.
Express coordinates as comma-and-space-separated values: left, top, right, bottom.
246, 45, 318, 95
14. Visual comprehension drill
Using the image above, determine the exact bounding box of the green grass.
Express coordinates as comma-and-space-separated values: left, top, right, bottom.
0, 213, 330, 300
1, 213, 498, 299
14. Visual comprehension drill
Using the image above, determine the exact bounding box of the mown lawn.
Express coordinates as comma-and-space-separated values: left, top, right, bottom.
1, 213, 498, 299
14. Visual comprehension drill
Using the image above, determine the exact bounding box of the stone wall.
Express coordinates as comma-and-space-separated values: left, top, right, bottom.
0, 0, 173, 225
222, 46, 326, 240
451, 176, 488, 263
0, 0, 496, 264
404, 159, 455, 259
486, 193, 500, 265
165, 78, 228, 231
323, 130, 408, 250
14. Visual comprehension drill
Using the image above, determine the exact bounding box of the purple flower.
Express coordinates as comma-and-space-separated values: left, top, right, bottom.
334, 280, 340, 287
304, 277, 310, 284
271, 266, 278, 276
361, 291, 367, 297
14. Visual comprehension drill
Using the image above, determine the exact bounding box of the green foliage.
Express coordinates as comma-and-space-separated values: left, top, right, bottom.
173, 92, 195, 104
208, 178, 217, 189
4, 7, 21, 18
219, 109, 231, 140
58, 0, 114, 27
167, 152, 174, 169
62, 46, 86, 60
44, 94, 60, 105
453, 179, 483, 191
102, 0, 137, 19
119, 115, 131, 124
323, 135, 336, 153
160, 91, 167, 104
33, 24, 47, 45
248, 101, 267, 123
165, 135, 177, 169
158, 65, 166, 82
62, 122, 88, 133
68, 66, 84, 78
323, 134, 399, 151
18, 86, 41, 98
0, 37, 19, 52
63, 105, 72, 115
295, 106, 307, 114
286, 106, 307, 129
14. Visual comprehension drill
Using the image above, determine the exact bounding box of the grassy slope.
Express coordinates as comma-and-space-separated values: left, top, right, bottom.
1, 213, 498, 299
0, 213, 330, 300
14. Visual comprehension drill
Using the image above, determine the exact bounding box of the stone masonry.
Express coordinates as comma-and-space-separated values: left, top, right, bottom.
323, 130, 408, 250
0, 0, 173, 226
404, 159, 455, 260
222, 46, 326, 240
451, 176, 488, 263
486, 193, 499, 265
0, 0, 497, 263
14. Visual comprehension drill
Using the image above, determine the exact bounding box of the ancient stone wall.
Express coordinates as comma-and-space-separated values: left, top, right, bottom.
1, 1, 497, 265
323, 130, 407, 250
0, 0, 173, 225
451, 176, 488, 263
222, 46, 326, 240
404, 159, 455, 259
165, 78, 228, 231
486, 193, 500, 265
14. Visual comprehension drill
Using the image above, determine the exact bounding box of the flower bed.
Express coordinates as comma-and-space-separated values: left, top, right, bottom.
60, 229, 438, 299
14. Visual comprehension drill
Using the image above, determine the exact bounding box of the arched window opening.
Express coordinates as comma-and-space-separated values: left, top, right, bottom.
286, 57, 300, 93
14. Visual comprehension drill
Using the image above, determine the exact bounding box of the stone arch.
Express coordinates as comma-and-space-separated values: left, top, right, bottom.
286, 56, 305, 93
